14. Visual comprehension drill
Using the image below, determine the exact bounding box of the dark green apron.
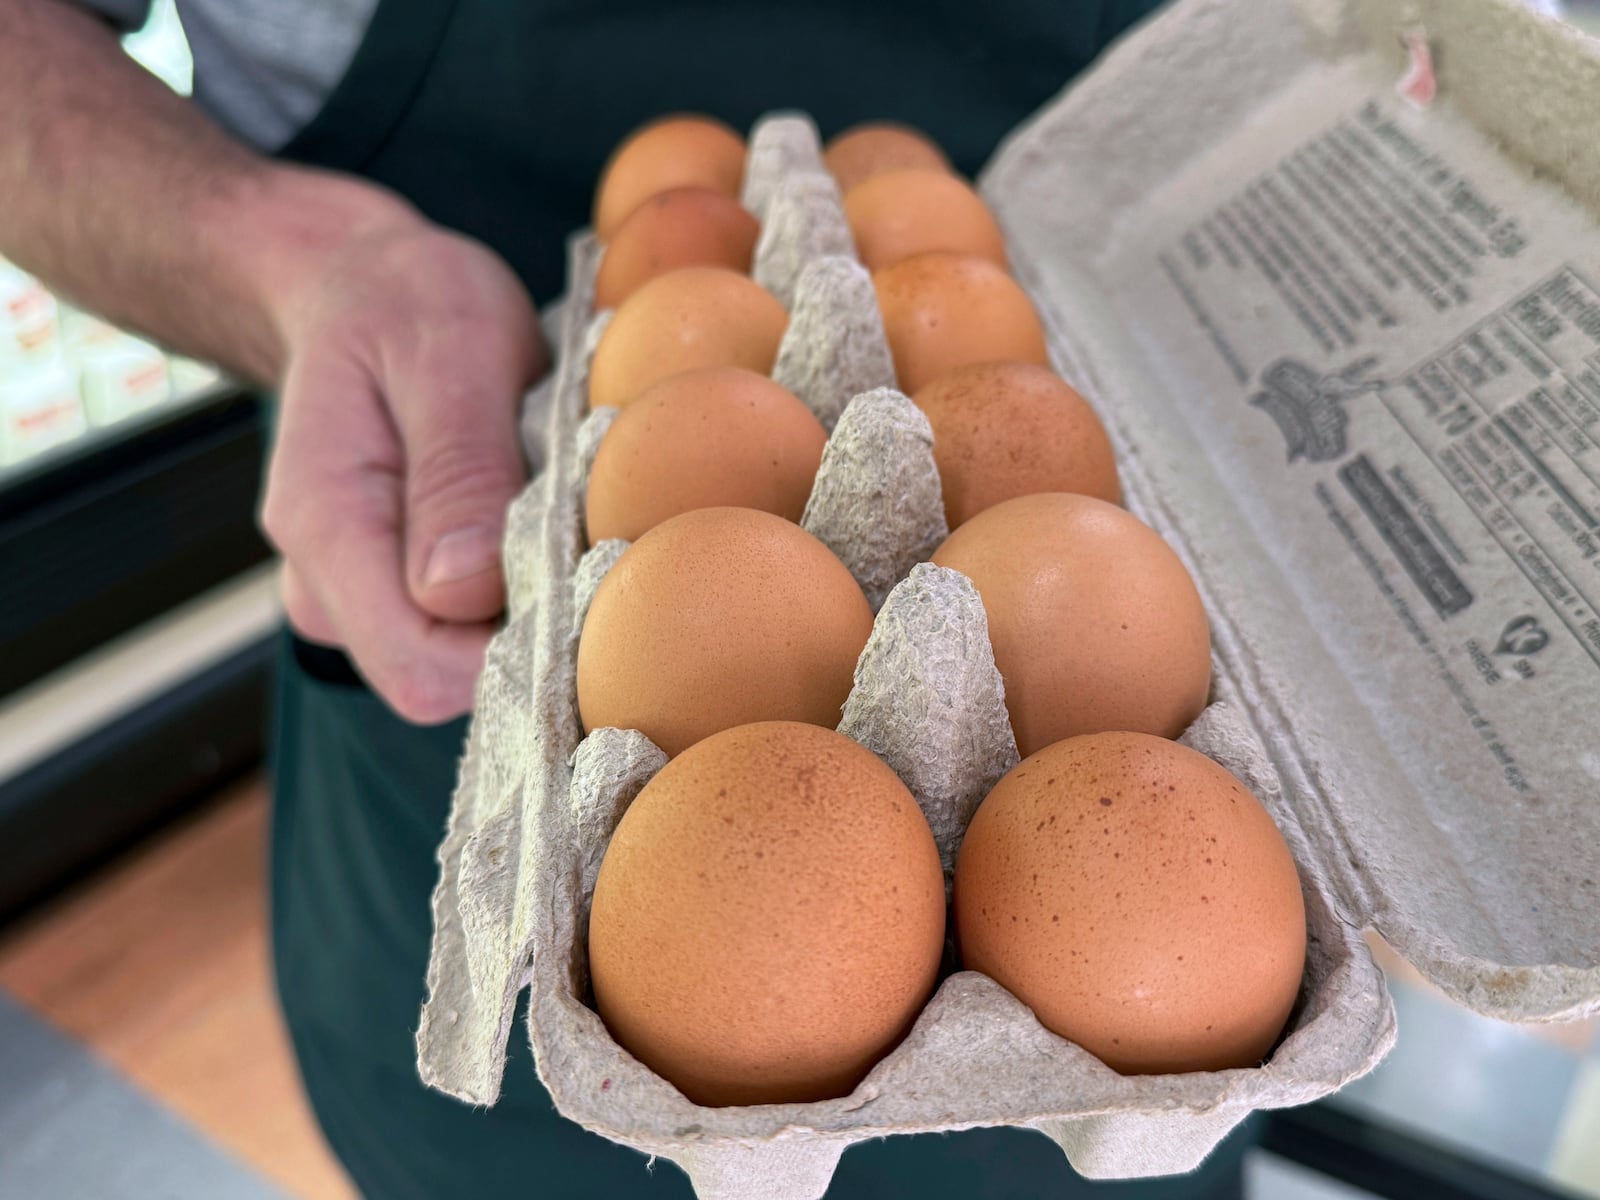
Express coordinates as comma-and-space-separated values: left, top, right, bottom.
268, 1, 1257, 1195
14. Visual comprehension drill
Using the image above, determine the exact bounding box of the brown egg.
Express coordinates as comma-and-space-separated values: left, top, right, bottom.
954, 732, 1307, 1074
931, 494, 1210, 754
913, 361, 1121, 529
844, 170, 1008, 272
576, 508, 874, 756
873, 253, 1050, 394
594, 115, 746, 241
824, 122, 952, 193
594, 187, 760, 310
588, 267, 788, 411
584, 366, 826, 545
590, 721, 946, 1106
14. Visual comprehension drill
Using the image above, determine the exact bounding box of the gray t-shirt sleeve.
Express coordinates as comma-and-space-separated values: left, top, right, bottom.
63, 0, 376, 152
174, 0, 376, 151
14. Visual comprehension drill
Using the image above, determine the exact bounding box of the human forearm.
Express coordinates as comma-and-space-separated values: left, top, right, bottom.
0, 0, 413, 384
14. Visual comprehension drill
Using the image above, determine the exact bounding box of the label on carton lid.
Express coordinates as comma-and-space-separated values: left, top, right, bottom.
1122, 75, 1593, 816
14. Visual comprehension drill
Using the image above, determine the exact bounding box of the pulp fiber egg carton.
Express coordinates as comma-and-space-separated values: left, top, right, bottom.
419, 0, 1600, 1194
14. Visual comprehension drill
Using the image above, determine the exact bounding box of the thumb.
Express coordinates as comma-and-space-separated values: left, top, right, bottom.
398, 376, 528, 623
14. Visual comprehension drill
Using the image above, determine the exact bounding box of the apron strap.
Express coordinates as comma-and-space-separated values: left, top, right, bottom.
280, 0, 460, 172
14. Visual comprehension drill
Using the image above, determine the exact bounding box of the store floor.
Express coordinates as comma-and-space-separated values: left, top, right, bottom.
2, 776, 1598, 1200
0, 778, 354, 1200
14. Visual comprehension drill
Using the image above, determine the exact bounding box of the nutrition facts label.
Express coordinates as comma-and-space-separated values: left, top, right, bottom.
1380, 268, 1600, 664
1152, 94, 1600, 674
1159, 100, 1529, 386
1113, 67, 1600, 810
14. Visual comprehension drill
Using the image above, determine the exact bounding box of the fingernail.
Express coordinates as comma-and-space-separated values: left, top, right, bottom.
424, 525, 500, 588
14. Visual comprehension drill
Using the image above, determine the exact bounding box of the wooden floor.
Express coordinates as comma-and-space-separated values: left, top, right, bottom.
0, 777, 355, 1200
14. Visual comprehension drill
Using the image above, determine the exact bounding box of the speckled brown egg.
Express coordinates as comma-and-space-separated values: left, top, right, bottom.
873, 253, 1050, 394
594, 187, 760, 310
953, 732, 1307, 1075
931, 494, 1211, 754
589, 720, 946, 1106
823, 122, 952, 193
594, 115, 746, 241
844, 169, 1008, 272
584, 366, 826, 545
587, 267, 788, 411
576, 507, 873, 757
913, 361, 1121, 529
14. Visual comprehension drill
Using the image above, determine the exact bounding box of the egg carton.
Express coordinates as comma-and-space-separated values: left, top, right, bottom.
419, 0, 1600, 1194
418, 102, 1383, 1200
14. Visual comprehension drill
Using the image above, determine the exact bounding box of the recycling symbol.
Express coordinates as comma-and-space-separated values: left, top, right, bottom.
1495, 615, 1549, 657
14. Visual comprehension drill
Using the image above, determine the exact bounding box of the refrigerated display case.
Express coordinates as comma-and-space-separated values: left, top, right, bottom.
0, 7, 277, 920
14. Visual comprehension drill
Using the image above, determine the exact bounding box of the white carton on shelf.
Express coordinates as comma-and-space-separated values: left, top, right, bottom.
416, 1, 1600, 1196
0, 360, 86, 466
0, 262, 62, 376
79, 334, 172, 426
166, 356, 223, 398
58, 303, 124, 352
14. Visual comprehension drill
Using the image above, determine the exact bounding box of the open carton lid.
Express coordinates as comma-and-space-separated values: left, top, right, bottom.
982, 0, 1600, 1021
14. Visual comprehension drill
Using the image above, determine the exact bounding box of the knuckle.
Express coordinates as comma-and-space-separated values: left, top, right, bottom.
260, 483, 332, 569
278, 573, 309, 622
407, 438, 520, 523
258, 481, 298, 552
382, 664, 460, 726
283, 605, 332, 646
280, 581, 331, 644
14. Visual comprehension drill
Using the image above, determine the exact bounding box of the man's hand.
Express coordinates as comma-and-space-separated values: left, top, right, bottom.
263, 217, 549, 724
0, 0, 549, 723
